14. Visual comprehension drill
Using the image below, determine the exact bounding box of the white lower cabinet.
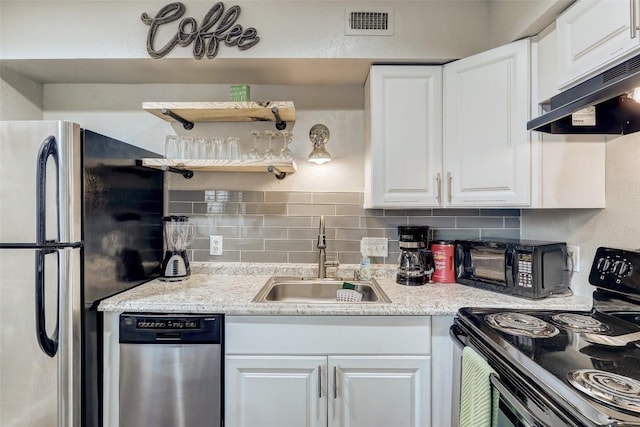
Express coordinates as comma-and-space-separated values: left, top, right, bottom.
226, 354, 430, 427
225, 316, 432, 427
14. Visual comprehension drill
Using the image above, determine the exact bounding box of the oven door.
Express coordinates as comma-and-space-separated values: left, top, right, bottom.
451, 323, 555, 427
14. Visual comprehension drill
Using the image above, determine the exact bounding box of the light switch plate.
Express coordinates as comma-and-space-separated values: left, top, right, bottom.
210, 235, 223, 256
361, 237, 388, 257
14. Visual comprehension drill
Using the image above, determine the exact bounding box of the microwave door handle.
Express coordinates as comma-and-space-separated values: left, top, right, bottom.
506, 247, 517, 287
489, 374, 545, 426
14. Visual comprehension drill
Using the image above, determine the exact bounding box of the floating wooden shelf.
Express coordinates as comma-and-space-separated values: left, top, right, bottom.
142, 101, 296, 128
141, 158, 297, 179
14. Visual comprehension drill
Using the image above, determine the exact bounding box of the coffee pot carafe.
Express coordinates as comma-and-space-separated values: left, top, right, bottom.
160, 215, 195, 281
396, 226, 434, 286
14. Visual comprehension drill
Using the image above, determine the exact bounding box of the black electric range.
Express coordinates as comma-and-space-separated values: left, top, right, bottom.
453, 247, 640, 426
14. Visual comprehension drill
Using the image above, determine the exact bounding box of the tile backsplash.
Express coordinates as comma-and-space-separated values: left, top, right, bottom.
169, 190, 521, 265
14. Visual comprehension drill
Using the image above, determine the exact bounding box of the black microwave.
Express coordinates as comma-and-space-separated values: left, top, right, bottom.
454, 239, 569, 299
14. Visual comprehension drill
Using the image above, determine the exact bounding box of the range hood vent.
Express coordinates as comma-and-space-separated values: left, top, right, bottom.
528, 53, 640, 135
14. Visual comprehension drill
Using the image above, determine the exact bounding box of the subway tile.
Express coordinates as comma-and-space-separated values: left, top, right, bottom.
216, 215, 264, 227
240, 227, 288, 239
313, 192, 363, 204
190, 238, 211, 250
505, 217, 521, 229
336, 204, 367, 216
338, 252, 362, 265
480, 208, 521, 217
192, 250, 240, 262
203, 227, 240, 238
204, 190, 264, 202
325, 216, 360, 228
264, 215, 312, 227
330, 240, 360, 252
287, 204, 336, 216
288, 227, 333, 240
405, 209, 434, 216
265, 191, 313, 203
241, 251, 288, 263
360, 216, 408, 229
170, 190, 205, 202
168, 202, 193, 214
432, 229, 481, 240
456, 217, 505, 228
288, 252, 319, 264
481, 229, 521, 240
408, 216, 455, 228
363, 209, 384, 216
433, 208, 479, 216
336, 228, 384, 240
224, 238, 265, 251
266, 239, 312, 252
384, 209, 408, 216
193, 203, 208, 214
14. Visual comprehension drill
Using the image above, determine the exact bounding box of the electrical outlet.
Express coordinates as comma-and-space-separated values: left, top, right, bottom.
361, 237, 388, 257
567, 245, 580, 272
209, 235, 223, 256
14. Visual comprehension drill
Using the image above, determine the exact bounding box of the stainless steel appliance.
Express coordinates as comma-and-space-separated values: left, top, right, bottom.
0, 121, 163, 426
454, 238, 569, 299
119, 313, 223, 427
396, 226, 434, 286
160, 215, 195, 281
451, 246, 640, 426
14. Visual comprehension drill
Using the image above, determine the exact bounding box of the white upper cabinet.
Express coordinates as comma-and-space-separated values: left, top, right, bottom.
557, 0, 640, 89
443, 39, 531, 207
365, 66, 443, 208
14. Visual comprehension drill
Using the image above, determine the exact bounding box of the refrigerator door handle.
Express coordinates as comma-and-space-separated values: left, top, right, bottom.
35, 248, 59, 357
36, 135, 59, 246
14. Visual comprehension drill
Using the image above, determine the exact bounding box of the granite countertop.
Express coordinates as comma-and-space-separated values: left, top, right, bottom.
98, 263, 593, 316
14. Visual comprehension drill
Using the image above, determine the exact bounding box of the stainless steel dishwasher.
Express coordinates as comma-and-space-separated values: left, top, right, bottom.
118, 313, 223, 427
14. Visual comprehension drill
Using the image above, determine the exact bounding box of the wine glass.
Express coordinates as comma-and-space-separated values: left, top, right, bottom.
263, 130, 277, 161
278, 130, 293, 160
247, 130, 263, 160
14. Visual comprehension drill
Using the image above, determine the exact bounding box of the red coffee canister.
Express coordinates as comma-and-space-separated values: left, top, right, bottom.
431, 241, 455, 283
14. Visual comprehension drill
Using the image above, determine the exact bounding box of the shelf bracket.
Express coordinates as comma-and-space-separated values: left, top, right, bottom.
162, 108, 194, 130
160, 165, 194, 179
267, 165, 287, 180
271, 107, 287, 130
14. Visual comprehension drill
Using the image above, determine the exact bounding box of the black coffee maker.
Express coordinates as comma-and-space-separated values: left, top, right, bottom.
396, 226, 434, 286
160, 215, 195, 281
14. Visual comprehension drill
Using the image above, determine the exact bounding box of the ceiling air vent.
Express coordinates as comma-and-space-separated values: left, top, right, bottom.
345, 7, 393, 36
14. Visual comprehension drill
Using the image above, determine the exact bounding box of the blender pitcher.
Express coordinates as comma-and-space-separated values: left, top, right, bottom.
160, 215, 195, 281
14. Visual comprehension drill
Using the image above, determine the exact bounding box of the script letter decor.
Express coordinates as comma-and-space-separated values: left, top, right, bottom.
141, 2, 260, 59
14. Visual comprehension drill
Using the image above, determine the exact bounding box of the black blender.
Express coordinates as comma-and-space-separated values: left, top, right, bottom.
396, 226, 434, 286
160, 215, 195, 281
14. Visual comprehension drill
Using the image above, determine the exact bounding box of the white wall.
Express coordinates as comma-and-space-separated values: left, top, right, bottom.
0, 68, 43, 119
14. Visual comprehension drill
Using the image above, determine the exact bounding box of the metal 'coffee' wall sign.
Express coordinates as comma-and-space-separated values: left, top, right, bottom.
141, 2, 260, 59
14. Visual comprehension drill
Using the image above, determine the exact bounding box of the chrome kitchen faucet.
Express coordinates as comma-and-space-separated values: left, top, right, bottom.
317, 215, 339, 278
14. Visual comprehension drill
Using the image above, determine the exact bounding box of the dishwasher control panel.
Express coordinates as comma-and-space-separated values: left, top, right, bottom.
119, 313, 223, 344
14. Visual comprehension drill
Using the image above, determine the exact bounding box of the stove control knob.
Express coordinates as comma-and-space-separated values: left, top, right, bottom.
597, 257, 611, 272
612, 260, 631, 277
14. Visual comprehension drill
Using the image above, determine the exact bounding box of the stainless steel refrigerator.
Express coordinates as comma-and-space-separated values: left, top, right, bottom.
0, 121, 164, 426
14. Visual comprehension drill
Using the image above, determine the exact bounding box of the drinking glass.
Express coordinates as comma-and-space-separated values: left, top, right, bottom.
263, 130, 277, 161
247, 130, 263, 160
214, 137, 227, 160
180, 136, 194, 159
227, 137, 241, 160
165, 135, 180, 158
278, 130, 293, 160
193, 136, 208, 159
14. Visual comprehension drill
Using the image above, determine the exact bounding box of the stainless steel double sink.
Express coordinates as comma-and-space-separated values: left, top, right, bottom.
252, 276, 392, 304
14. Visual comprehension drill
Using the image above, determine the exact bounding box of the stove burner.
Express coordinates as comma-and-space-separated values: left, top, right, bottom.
551, 313, 611, 333
568, 369, 640, 414
485, 312, 559, 338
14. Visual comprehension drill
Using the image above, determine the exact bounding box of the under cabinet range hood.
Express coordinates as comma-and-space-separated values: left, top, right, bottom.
528, 54, 640, 135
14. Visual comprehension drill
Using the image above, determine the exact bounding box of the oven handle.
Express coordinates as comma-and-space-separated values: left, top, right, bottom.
490, 373, 545, 427
450, 323, 468, 350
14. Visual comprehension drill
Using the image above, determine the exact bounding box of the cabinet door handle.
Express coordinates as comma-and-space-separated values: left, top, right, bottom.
436, 173, 442, 204
632, 0, 640, 38
447, 172, 453, 204
333, 366, 338, 399
318, 365, 322, 399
